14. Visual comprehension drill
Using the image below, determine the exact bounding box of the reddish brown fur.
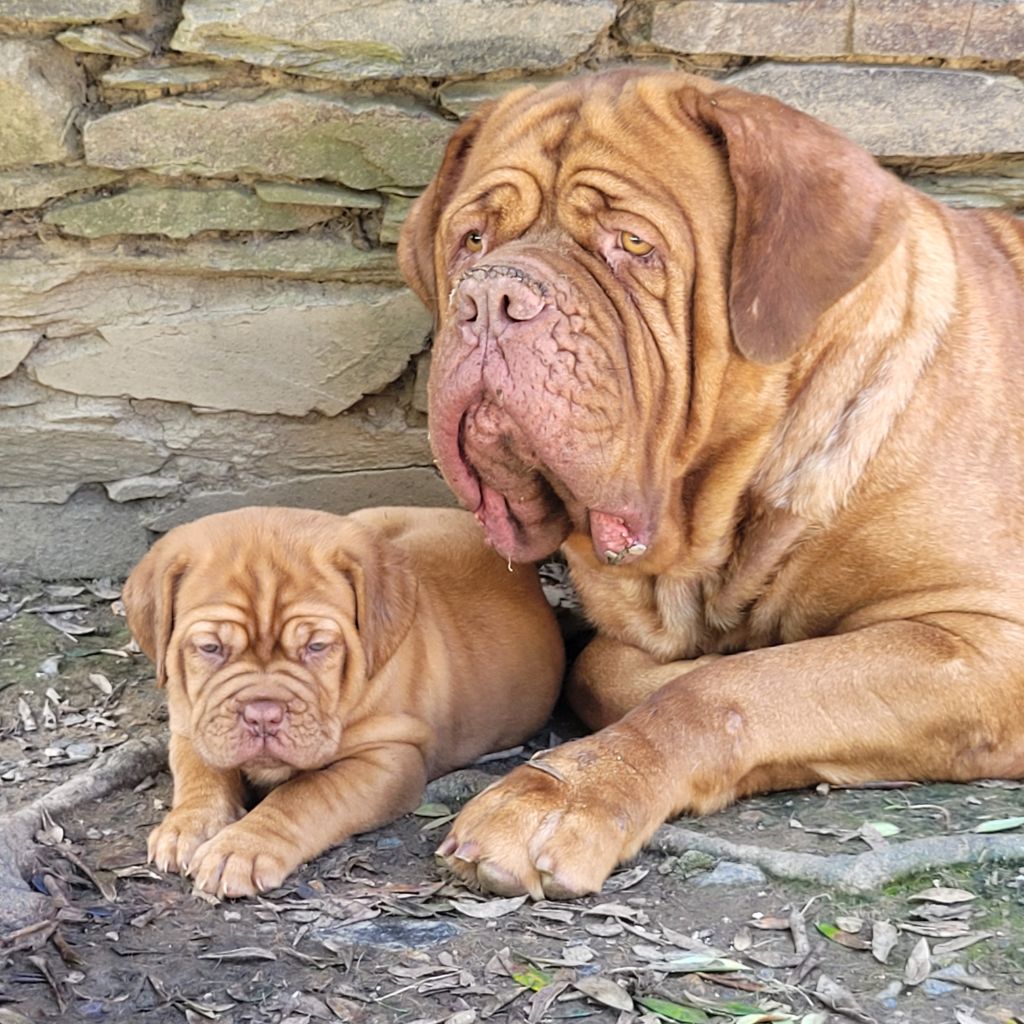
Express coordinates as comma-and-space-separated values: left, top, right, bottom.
398, 70, 1024, 899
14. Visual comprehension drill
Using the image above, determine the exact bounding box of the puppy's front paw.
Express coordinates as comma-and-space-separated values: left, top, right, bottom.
148, 801, 244, 875
187, 821, 297, 898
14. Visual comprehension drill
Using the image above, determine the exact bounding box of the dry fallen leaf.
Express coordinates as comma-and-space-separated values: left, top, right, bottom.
88, 673, 114, 696
813, 975, 873, 1023
902, 936, 931, 987
450, 895, 529, 919
931, 930, 994, 955
973, 815, 1024, 833
908, 886, 976, 904
572, 976, 634, 1012
870, 920, 899, 964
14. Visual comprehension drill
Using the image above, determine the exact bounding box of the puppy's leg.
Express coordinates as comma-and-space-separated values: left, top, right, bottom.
188, 734, 429, 898
148, 733, 247, 875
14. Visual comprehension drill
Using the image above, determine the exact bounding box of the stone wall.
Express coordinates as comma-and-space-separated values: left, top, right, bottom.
1, 0, 1022, 579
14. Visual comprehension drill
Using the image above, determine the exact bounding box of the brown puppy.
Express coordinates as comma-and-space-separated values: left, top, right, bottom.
123, 505, 564, 898
398, 69, 1024, 899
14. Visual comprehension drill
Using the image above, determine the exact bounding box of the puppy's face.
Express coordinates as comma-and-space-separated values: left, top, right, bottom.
123, 508, 416, 786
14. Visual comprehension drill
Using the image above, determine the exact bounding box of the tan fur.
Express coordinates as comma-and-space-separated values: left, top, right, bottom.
399, 69, 1024, 899
123, 506, 564, 898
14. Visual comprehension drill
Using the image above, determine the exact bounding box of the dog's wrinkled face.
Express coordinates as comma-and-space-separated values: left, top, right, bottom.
170, 569, 355, 783
400, 70, 902, 570
124, 508, 415, 787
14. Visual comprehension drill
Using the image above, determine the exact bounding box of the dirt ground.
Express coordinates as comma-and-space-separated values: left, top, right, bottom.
1, 580, 1023, 1024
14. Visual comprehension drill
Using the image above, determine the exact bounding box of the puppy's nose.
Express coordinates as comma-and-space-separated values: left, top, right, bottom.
457, 267, 546, 331
242, 700, 285, 736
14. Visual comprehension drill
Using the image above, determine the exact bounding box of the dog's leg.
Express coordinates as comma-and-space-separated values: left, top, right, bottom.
439, 614, 1024, 899
148, 733, 247, 874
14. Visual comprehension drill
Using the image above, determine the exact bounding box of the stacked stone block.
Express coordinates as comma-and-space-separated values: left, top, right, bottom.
0, 0, 1021, 577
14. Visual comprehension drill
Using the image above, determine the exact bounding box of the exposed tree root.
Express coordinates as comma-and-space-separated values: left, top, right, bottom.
651, 823, 1024, 893
0, 735, 168, 932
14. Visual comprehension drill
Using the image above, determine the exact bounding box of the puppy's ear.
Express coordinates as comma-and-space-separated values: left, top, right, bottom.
334, 527, 418, 678
398, 104, 497, 316
122, 537, 188, 688
680, 85, 906, 364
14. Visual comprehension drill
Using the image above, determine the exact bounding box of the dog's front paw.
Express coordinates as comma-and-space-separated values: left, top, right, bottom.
187, 822, 298, 898
148, 801, 243, 875
436, 739, 652, 900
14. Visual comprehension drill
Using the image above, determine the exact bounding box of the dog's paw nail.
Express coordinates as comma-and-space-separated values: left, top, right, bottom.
453, 841, 480, 863
435, 836, 458, 858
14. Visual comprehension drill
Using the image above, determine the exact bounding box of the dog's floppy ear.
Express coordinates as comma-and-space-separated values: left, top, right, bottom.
398, 103, 498, 316
680, 85, 905, 364
333, 525, 418, 678
122, 536, 188, 688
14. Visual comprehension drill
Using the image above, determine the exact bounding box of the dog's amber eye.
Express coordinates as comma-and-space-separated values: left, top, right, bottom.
198, 641, 222, 656
620, 231, 654, 256
464, 230, 483, 253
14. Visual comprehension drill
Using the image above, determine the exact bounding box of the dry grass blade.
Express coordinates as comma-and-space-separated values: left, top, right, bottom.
197, 946, 277, 961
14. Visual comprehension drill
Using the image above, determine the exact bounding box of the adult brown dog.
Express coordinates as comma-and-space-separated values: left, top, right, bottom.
123, 506, 564, 898
398, 69, 1024, 899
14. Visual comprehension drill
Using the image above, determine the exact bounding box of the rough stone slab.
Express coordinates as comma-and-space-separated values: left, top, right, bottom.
437, 76, 559, 118
0, 382, 431, 488
726, 64, 1024, 157
25, 281, 430, 416
83, 92, 453, 190
0, 486, 151, 581
0, 422, 167, 488
160, 401, 432, 478
0, 237, 401, 296
254, 181, 382, 209
105, 473, 180, 502
101, 63, 233, 91
0, 40, 86, 169
3, 482, 80, 503
1, 332, 36, 379
642, 1, 848, 58
57, 26, 149, 57
0, 165, 121, 211
412, 352, 431, 415
854, 0, 1024, 62
380, 194, 415, 245
0, 0, 141, 26
171, 0, 616, 80
638, 1, 1022, 61
145, 468, 456, 532
909, 171, 1024, 210
43, 185, 339, 239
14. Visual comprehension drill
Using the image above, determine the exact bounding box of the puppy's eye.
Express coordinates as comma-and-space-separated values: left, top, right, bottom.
464, 230, 483, 253
306, 641, 329, 654
197, 641, 223, 656
620, 231, 654, 256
